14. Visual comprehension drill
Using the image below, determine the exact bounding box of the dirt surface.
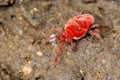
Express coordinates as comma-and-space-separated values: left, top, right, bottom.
0, 0, 120, 80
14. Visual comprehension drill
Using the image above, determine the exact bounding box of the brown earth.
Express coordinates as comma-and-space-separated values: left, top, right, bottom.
0, 0, 120, 80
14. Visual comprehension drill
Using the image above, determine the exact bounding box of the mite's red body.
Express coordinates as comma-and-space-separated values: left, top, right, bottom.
65, 14, 94, 40
46, 14, 101, 64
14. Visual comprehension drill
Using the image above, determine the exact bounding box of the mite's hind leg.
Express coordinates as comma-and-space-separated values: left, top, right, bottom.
70, 40, 77, 51
88, 30, 101, 39
90, 24, 102, 33
90, 24, 100, 29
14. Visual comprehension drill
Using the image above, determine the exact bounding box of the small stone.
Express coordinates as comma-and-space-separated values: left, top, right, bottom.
20, 0, 23, 1
102, 59, 106, 64
49, 34, 56, 46
27, 36, 35, 43
18, 29, 23, 35
30, 7, 38, 14
67, 51, 71, 55
1, 63, 6, 69
33, 7, 38, 12
19, 16, 23, 20
22, 61, 32, 75
36, 51, 43, 57
27, 45, 32, 50
80, 70, 84, 76
24, 27, 27, 31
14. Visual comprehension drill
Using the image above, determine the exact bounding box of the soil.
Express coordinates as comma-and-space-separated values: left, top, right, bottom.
0, 0, 120, 80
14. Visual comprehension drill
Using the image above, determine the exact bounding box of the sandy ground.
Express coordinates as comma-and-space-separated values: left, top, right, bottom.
0, 0, 120, 80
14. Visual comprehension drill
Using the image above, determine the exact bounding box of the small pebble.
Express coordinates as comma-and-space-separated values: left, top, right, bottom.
19, 16, 23, 20
102, 59, 106, 64
27, 45, 32, 50
22, 61, 32, 75
80, 70, 84, 76
49, 34, 56, 46
27, 36, 35, 43
33, 7, 38, 12
30, 7, 38, 14
67, 51, 71, 55
20, 0, 23, 2
36, 51, 43, 57
18, 29, 23, 35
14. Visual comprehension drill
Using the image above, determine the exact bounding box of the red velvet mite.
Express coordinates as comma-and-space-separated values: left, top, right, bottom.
45, 14, 101, 64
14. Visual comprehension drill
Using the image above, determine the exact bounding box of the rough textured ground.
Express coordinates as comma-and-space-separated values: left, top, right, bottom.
0, 0, 120, 80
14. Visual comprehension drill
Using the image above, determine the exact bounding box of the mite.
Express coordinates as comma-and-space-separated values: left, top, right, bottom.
45, 14, 101, 64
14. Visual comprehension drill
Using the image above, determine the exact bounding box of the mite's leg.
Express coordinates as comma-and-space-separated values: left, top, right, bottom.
90, 24, 102, 33
90, 24, 100, 29
70, 40, 77, 51
88, 30, 101, 38
89, 24, 102, 38
53, 42, 66, 64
